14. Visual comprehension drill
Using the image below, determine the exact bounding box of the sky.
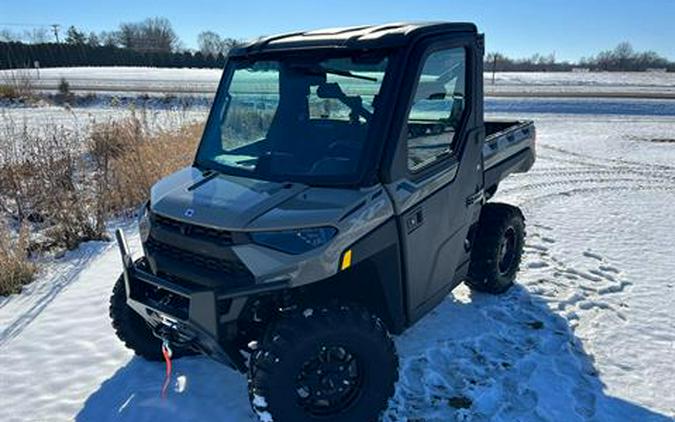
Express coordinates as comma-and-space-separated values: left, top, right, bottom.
1, 0, 674, 61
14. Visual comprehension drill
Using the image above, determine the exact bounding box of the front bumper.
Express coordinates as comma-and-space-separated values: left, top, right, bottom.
115, 229, 288, 372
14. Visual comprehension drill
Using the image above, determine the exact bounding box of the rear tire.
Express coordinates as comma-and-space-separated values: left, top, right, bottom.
466, 203, 525, 294
109, 273, 193, 360
248, 304, 398, 422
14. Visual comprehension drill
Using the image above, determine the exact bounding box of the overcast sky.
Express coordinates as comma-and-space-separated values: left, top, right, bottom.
2, 0, 674, 61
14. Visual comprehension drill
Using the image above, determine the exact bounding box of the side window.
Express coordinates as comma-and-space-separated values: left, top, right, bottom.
407, 47, 467, 172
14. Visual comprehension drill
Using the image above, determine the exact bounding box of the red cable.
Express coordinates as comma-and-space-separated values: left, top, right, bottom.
161, 342, 172, 399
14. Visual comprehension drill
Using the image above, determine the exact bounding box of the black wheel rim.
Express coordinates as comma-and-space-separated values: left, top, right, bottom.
498, 226, 517, 275
295, 345, 362, 416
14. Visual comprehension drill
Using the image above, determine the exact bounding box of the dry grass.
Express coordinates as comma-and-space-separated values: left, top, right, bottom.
1, 112, 203, 247
90, 115, 203, 214
0, 224, 35, 296
221, 107, 273, 149
0, 118, 103, 251
0, 69, 35, 100
0, 110, 204, 294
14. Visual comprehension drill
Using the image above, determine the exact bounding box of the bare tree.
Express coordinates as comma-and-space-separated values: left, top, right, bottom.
198, 31, 226, 57
141, 17, 180, 52
98, 31, 119, 47
0, 29, 20, 42
117, 22, 139, 49
582, 42, 669, 71
117, 17, 180, 53
223, 37, 245, 50
24, 28, 51, 43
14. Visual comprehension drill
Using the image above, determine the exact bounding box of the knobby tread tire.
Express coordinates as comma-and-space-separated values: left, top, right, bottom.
466, 202, 525, 294
248, 304, 398, 422
109, 273, 193, 361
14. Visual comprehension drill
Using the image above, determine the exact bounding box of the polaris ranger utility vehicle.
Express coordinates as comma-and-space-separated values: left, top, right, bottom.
111, 22, 535, 421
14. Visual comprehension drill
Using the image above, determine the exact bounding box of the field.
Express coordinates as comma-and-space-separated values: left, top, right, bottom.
2, 66, 675, 98
0, 69, 674, 421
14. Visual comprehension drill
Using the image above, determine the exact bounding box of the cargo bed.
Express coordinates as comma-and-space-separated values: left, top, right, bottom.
483, 120, 536, 191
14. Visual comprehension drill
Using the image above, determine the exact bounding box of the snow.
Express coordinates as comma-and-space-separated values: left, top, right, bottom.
1, 66, 674, 96
0, 105, 208, 140
486, 71, 675, 97
490, 71, 675, 88
0, 67, 221, 94
1, 98, 675, 420
252, 394, 274, 422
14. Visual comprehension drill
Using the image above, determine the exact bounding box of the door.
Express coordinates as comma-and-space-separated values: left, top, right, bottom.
386, 41, 484, 322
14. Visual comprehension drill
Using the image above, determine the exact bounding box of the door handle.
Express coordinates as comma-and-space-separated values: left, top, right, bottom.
406, 208, 424, 233
466, 189, 484, 207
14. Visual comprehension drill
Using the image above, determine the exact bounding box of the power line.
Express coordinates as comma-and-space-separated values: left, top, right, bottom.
0, 22, 55, 28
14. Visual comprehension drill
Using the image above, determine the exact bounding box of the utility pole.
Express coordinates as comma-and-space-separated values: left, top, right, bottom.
492, 55, 497, 85
51, 24, 60, 43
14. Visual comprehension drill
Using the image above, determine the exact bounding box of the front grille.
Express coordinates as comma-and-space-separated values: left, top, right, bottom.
153, 213, 234, 246
129, 278, 190, 320
145, 237, 254, 285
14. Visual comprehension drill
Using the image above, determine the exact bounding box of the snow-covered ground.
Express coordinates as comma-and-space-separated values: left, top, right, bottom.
1, 104, 675, 421
386, 113, 675, 421
487, 71, 675, 98
0, 105, 208, 139
3, 97, 675, 140
2, 67, 674, 97
0, 67, 221, 94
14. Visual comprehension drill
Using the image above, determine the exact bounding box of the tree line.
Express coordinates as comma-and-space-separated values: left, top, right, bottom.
0, 42, 227, 69
0, 17, 242, 69
487, 43, 674, 72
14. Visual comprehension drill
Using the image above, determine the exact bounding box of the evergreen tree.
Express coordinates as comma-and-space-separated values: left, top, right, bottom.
65, 26, 86, 45
87, 32, 100, 47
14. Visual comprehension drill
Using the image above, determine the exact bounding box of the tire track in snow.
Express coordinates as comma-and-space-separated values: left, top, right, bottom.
500, 177, 668, 195
499, 141, 675, 210
539, 144, 675, 172
382, 140, 668, 420
384, 221, 634, 421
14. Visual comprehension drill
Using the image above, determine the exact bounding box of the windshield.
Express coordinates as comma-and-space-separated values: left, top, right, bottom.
196, 53, 390, 185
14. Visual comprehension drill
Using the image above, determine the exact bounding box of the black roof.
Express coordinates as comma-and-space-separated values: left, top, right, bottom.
229, 22, 477, 56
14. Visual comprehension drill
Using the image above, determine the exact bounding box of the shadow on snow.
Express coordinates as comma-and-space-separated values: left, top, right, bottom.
77, 284, 671, 421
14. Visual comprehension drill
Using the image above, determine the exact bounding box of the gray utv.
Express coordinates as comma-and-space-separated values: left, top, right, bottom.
111, 22, 536, 422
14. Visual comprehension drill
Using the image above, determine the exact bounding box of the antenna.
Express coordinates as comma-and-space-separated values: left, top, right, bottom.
51, 24, 60, 43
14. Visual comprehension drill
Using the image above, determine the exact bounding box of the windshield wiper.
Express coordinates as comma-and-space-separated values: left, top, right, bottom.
320, 67, 378, 82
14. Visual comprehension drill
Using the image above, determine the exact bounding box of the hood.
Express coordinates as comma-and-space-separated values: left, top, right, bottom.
150, 167, 382, 231
150, 167, 309, 230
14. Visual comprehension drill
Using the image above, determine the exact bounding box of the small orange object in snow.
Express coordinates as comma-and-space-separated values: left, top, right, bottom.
161, 340, 173, 399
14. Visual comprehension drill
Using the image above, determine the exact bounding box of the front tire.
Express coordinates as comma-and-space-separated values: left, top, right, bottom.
466, 203, 525, 294
248, 304, 398, 422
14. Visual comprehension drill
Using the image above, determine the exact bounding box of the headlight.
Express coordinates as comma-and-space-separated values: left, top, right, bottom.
138, 201, 151, 242
251, 227, 338, 255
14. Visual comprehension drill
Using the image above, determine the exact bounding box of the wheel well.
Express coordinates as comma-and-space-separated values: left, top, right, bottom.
485, 183, 499, 200
238, 219, 407, 343
295, 256, 402, 333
